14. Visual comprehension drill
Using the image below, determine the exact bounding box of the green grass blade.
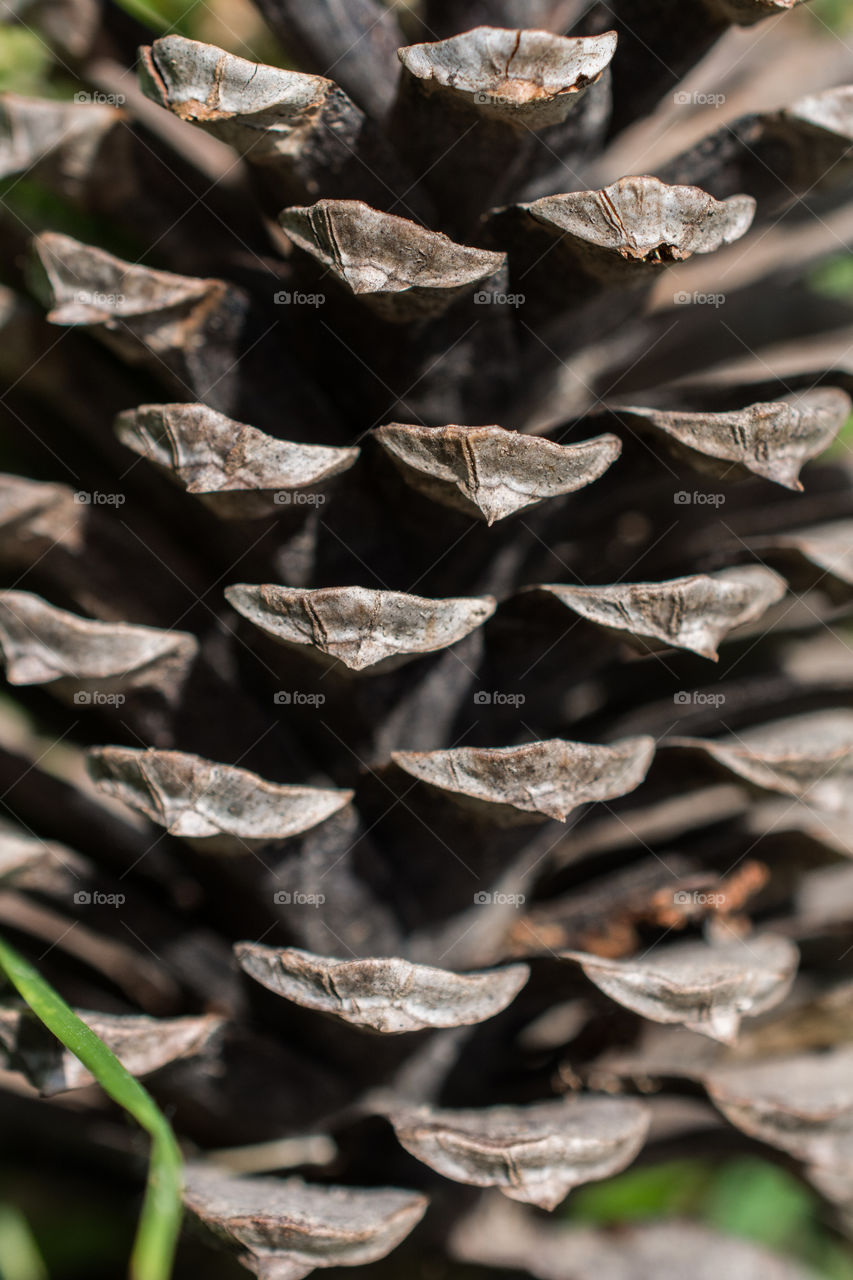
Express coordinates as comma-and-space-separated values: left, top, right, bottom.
0, 1204, 48, 1280
108, 0, 198, 35
0, 935, 184, 1280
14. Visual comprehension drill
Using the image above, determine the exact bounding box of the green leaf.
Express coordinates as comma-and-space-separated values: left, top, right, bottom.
566, 1159, 711, 1224
108, 0, 200, 36
705, 1158, 814, 1251
0, 28, 53, 95
0, 1204, 48, 1280
810, 0, 853, 32
0, 935, 183, 1280
811, 254, 853, 300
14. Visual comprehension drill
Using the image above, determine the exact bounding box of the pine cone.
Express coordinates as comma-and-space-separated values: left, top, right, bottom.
1, 1, 853, 1276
